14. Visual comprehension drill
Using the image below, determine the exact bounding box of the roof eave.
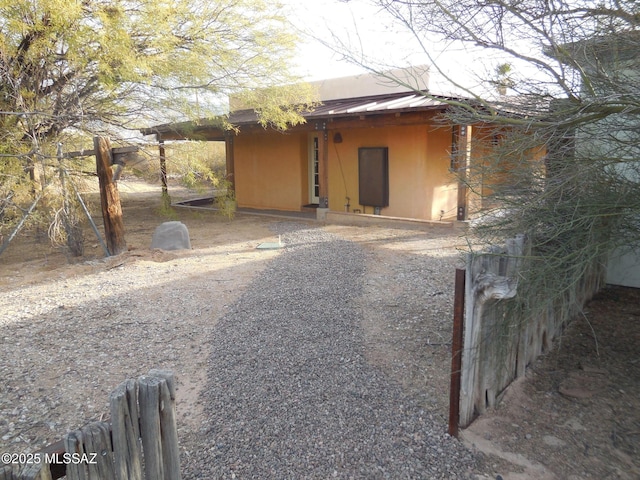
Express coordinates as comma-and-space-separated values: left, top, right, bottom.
140, 91, 481, 140
140, 117, 229, 141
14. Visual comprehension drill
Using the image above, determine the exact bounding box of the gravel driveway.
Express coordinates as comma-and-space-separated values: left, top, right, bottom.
1, 213, 477, 479
181, 224, 476, 479
6, 181, 633, 479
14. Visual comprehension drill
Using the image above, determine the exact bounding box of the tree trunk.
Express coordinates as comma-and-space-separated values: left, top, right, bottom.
95, 136, 126, 255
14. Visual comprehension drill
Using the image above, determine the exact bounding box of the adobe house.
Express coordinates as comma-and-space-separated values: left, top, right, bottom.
140, 68, 486, 224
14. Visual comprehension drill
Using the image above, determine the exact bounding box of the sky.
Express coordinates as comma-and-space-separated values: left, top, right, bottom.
284, 0, 408, 80
282, 0, 495, 96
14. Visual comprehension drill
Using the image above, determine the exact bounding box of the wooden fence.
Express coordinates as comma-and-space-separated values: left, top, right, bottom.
0, 370, 180, 480
458, 235, 604, 427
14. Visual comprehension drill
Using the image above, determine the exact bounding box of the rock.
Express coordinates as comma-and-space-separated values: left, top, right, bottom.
579, 362, 608, 375
558, 370, 609, 399
558, 386, 597, 399
150, 221, 191, 250
563, 417, 586, 431
542, 435, 566, 447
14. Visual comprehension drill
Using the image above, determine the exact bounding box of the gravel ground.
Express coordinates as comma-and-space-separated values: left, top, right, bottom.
1, 216, 478, 479
5, 180, 635, 479
180, 223, 476, 479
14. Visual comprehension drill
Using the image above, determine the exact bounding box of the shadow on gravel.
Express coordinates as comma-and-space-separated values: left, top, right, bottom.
188, 227, 476, 479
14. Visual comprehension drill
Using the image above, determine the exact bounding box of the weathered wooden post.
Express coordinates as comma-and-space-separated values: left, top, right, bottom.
110, 379, 143, 480
95, 136, 127, 255
225, 134, 235, 192
135, 372, 181, 480
158, 137, 172, 211
148, 369, 181, 480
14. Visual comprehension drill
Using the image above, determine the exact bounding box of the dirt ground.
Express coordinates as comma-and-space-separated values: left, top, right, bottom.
463, 285, 640, 480
1, 178, 638, 480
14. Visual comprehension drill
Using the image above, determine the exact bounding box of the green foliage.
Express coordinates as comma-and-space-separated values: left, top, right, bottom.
0, 0, 308, 143
213, 180, 237, 220
0, 0, 308, 255
163, 142, 226, 191
364, 0, 640, 321
491, 63, 515, 95
234, 82, 320, 131
156, 192, 179, 220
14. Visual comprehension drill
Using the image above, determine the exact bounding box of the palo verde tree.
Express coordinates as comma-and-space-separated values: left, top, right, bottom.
341, 0, 640, 319
1, 0, 313, 140
0, 0, 315, 255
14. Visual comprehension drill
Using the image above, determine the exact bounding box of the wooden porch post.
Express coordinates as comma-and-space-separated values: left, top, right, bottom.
158, 136, 168, 198
225, 134, 235, 192
456, 125, 472, 221
318, 128, 329, 208
95, 136, 127, 255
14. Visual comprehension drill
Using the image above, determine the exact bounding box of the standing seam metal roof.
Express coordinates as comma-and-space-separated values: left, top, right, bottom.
140, 91, 458, 137
228, 91, 450, 125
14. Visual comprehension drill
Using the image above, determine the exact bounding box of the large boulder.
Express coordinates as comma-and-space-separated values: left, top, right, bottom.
150, 221, 191, 251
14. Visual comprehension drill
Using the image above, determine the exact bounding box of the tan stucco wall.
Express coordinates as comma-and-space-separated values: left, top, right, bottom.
232, 121, 459, 221
327, 124, 458, 221
425, 126, 460, 220
234, 132, 307, 211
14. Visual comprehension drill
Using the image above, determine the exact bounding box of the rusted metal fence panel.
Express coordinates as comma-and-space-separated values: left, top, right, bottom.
458, 236, 604, 428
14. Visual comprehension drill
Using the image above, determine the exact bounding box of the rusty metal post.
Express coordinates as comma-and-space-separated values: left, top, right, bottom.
449, 267, 466, 437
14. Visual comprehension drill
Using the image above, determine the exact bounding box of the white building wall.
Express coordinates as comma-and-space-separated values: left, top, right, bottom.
312, 66, 430, 101
575, 53, 640, 288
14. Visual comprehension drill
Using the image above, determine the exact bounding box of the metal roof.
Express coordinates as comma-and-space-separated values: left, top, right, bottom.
140, 91, 459, 139
317, 93, 446, 115
229, 91, 450, 125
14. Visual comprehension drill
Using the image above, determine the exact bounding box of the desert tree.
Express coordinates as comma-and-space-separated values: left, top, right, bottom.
0, 0, 315, 254
0, 0, 314, 141
331, 0, 639, 316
